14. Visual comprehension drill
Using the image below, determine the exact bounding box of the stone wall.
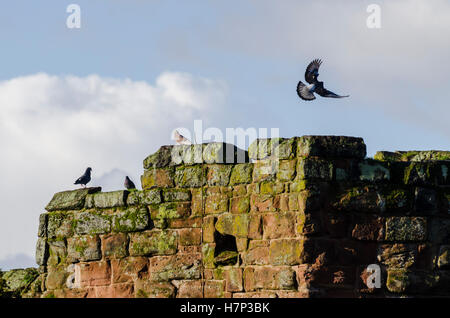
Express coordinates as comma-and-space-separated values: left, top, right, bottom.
4, 136, 450, 298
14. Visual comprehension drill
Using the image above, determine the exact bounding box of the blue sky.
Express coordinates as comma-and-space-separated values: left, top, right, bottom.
1, 0, 449, 269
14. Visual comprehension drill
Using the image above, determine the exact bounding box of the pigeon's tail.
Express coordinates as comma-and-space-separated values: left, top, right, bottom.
296, 81, 316, 101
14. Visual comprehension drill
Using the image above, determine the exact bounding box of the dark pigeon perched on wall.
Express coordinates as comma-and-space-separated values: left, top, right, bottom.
297, 59, 349, 101
74, 167, 92, 188
124, 176, 136, 190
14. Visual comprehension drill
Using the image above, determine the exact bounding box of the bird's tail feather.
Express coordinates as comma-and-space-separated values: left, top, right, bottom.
297, 81, 316, 101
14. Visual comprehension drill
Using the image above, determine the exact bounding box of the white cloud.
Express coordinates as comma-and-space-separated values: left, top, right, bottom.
0, 72, 227, 264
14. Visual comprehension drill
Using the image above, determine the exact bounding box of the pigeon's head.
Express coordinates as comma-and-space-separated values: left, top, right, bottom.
86, 167, 92, 173
125, 176, 130, 180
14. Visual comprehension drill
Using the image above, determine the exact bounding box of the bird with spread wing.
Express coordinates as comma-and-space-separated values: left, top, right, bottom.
297, 59, 349, 101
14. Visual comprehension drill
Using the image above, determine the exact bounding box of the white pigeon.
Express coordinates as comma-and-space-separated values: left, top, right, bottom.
173, 130, 192, 145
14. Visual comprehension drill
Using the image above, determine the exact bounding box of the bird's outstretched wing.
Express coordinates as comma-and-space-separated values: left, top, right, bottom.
305, 59, 322, 84
315, 83, 349, 98
297, 81, 315, 101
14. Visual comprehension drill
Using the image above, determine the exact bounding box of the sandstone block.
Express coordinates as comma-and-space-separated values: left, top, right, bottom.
385, 217, 427, 241
45, 187, 101, 212
102, 233, 129, 259
112, 207, 149, 232
297, 135, 366, 159
141, 167, 175, 189
67, 235, 101, 262
129, 230, 177, 256
74, 211, 111, 235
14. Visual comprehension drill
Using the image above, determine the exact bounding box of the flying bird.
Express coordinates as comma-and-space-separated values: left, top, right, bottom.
297, 59, 349, 101
124, 176, 136, 190
74, 167, 92, 188
174, 130, 191, 145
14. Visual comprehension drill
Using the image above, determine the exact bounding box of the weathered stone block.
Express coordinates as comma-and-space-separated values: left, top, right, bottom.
78, 261, 111, 287
375, 150, 450, 162
112, 207, 149, 232
102, 233, 129, 259
248, 138, 285, 160
45, 187, 101, 212
358, 160, 390, 182
297, 135, 366, 159
174, 165, 205, 188
168, 217, 202, 229
129, 230, 177, 256
143, 145, 174, 169
149, 253, 202, 282
141, 167, 175, 189
202, 243, 216, 269
47, 239, 67, 266
1, 268, 39, 295
203, 142, 248, 164
351, 215, 385, 241
206, 164, 233, 186
243, 240, 270, 265
89, 190, 128, 209
333, 186, 386, 213
252, 160, 277, 182
74, 211, 111, 235
403, 162, 440, 186
297, 158, 333, 181
205, 193, 229, 214
229, 163, 253, 185
259, 181, 284, 195
204, 280, 226, 298
384, 188, 413, 213
386, 269, 441, 294
35, 238, 48, 266
385, 217, 427, 241
45, 265, 71, 290
277, 159, 297, 181
172, 280, 203, 298
135, 281, 176, 298
263, 212, 296, 239
294, 264, 356, 290
94, 283, 135, 298
269, 239, 302, 265
248, 214, 262, 239
250, 194, 275, 212
111, 257, 148, 283
38, 214, 48, 238
230, 196, 250, 214
47, 211, 74, 239
377, 244, 417, 269
162, 188, 191, 202
215, 213, 249, 238
225, 267, 243, 292
244, 266, 296, 291
178, 228, 202, 246
150, 202, 191, 221
202, 216, 216, 243
67, 235, 101, 262
296, 211, 321, 236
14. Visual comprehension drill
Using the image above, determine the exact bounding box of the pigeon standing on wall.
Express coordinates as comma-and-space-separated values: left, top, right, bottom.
124, 176, 136, 190
297, 59, 349, 101
174, 130, 192, 145
74, 167, 92, 188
